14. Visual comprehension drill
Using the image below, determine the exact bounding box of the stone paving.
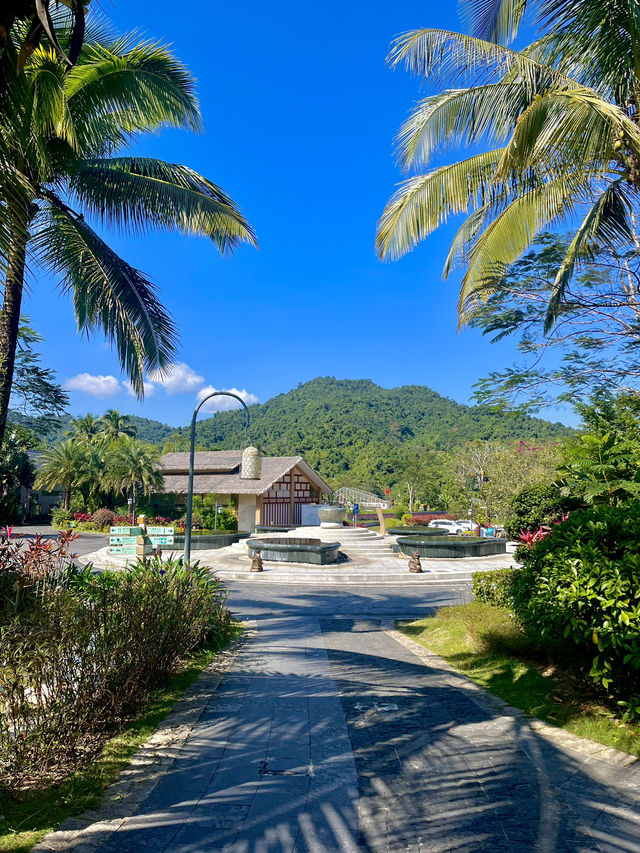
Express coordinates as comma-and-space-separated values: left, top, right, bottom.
37, 584, 640, 852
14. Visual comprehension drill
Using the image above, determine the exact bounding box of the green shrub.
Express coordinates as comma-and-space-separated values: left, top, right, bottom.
512, 502, 640, 719
505, 484, 579, 539
51, 507, 73, 527
0, 555, 230, 786
472, 568, 519, 609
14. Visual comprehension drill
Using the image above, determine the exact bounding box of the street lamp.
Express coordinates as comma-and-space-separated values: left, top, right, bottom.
184, 390, 252, 563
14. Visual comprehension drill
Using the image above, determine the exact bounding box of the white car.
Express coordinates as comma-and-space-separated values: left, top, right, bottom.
428, 519, 466, 534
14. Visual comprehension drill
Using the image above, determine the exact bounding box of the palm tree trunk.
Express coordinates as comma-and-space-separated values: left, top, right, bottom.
0, 204, 29, 449
64, 486, 71, 512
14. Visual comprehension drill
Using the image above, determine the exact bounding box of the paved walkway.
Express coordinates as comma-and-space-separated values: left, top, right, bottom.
38, 585, 640, 852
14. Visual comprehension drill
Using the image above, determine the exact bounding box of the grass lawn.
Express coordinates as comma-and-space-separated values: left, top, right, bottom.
397, 602, 640, 758
0, 624, 242, 853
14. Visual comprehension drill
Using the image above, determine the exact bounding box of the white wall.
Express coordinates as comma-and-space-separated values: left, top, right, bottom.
237, 494, 257, 533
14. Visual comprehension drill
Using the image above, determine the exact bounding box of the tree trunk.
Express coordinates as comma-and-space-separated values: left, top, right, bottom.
0, 204, 29, 448
64, 486, 71, 511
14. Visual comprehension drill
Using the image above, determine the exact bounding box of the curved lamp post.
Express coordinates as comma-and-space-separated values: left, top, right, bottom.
184, 391, 251, 563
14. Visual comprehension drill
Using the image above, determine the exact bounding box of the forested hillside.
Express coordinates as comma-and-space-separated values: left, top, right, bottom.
8, 411, 174, 445
165, 378, 572, 491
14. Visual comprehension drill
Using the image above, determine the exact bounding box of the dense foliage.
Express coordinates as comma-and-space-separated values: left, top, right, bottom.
505, 484, 578, 539
167, 378, 570, 494
471, 569, 520, 610
500, 504, 640, 719
0, 533, 231, 786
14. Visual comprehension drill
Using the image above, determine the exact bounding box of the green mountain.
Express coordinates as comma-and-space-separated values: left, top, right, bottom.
166, 377, 573, 489
12, 377, 572, 496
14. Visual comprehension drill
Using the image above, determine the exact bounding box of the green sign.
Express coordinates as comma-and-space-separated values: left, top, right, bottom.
109, 546, 137, 555
110, 526, 142, 535
147, 526, 174, 535
148, 536, 174, 546
109, 536, 138, 545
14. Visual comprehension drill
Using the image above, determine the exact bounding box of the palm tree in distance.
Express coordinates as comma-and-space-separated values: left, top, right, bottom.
0, 25, 256, 450
105, 436, 163, 521
377, 0, 640, 329
34, 439, 86, 510
100, 409, 137, 441
65, 413, 100, 443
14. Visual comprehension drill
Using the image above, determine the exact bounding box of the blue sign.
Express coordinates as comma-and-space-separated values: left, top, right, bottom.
353, 503, 359, 514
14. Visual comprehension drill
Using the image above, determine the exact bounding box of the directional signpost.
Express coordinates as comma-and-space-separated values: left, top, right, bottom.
109, 525, 174, 557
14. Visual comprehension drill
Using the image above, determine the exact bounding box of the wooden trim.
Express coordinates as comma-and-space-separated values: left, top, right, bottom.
289, 469, 295, 525
256, 495, 263, 526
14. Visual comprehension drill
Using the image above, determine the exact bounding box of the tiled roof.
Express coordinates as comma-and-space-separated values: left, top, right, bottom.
160, 453, 330, 496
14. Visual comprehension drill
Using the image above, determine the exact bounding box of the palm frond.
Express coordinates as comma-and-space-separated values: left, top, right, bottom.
68, 157, 257, 251
65, 39, 202, 155
387, 28, 574, 90
32, 195, 179, 396
460, 0, 528, 44
458, 174, 587, 320
396, 82, 536, 170
497, 87, 640, 180
377, 149, 505, 260
545, 182, 633, 331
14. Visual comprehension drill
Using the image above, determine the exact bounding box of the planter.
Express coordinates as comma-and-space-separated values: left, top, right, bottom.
247, 537, 341, 565
316, 505, 347, 529
396, 536, 507, 559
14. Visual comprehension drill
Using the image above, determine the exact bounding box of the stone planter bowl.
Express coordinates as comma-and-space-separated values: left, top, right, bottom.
317, 505, 347, 529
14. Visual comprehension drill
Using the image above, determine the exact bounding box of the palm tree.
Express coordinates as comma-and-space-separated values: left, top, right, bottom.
0, 27, 256, 449
99, 409, 137, 441
65, 413, 100, 443
104, 437, 163, 519
377, 0, 640, 330
34, 438, 86, 510
1, 1, 89, 75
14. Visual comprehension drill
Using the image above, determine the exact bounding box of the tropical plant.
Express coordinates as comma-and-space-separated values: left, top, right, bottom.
512, 502, 640, 719
4, 314, 68, 418
1, 1, 89, 75
0, 424, 35, 521
377, 0, 640, 333
64, 412, 100, 443
104, 436, 163, 504
34, 438, 86, 510
99, 409, 136, 441
0, 25, 256, 449
556, 432, 640, 505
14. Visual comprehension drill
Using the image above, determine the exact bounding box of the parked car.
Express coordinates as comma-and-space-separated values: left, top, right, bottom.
453, 520, 478, 532
428, 519, 466, 534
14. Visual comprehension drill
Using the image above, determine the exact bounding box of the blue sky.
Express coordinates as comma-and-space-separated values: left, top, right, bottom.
23, 0, 575, 428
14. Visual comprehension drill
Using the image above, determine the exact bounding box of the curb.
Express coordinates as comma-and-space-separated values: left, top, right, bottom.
32, 622, 257, 853
385, 622, 639, 770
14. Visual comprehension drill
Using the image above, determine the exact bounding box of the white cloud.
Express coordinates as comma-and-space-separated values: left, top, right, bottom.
197, 386, 259, 413
122, 380, 156, 398
148, 362, 204, 395
65, 373, 121, 397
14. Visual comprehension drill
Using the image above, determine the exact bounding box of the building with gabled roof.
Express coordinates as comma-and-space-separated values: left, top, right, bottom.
159, 451, 331, 532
